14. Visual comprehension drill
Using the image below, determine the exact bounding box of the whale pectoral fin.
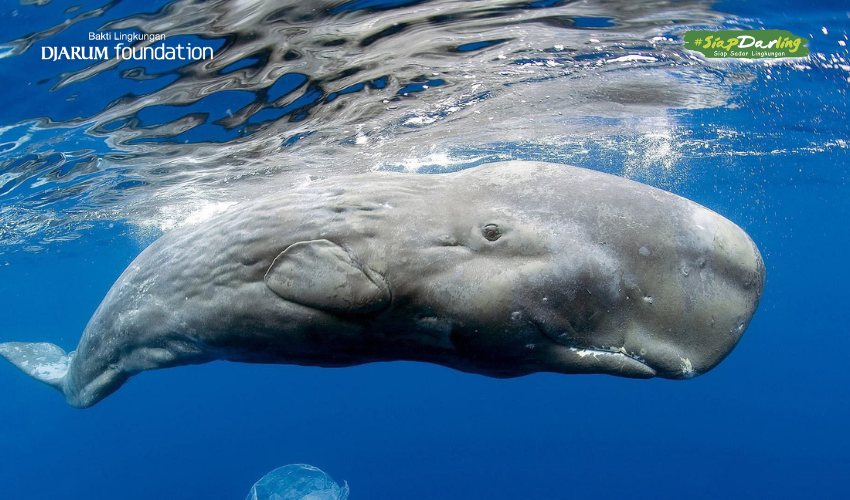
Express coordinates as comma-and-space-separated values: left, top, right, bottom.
265, 239, 391, 314
0, 342, 70, 392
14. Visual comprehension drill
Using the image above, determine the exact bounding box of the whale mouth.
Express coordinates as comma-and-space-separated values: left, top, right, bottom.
530, 320, 657, 378
566, 346, 657, 378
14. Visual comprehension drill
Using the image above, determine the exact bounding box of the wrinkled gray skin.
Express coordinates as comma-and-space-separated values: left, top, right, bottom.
0, 161, 764, 408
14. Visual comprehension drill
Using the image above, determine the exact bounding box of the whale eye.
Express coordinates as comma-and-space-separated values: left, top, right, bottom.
482, 224, 501, 241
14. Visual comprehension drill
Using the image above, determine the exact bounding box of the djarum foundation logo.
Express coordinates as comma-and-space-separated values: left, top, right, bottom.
683, 29, 810, 59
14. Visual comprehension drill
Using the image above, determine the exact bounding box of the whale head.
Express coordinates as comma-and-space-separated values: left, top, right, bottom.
388, 161, 765, 380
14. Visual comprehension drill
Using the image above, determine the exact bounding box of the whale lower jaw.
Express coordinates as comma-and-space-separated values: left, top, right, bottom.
532, 320, 657, 378
550, 345, 657, 379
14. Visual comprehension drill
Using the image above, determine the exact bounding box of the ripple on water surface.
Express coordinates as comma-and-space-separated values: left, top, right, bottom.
0, 0, 846, 253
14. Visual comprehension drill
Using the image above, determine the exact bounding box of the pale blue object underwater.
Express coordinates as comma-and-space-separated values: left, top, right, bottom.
246, 464, 350, 500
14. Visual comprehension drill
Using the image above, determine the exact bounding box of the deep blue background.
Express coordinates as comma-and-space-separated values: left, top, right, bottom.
1, 1, 849, 499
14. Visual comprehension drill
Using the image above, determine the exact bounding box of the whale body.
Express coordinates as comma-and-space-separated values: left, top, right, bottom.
0, 161, 765, 408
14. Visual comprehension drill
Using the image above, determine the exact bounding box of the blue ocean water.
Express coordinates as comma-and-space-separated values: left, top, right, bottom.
0, 0, 848, 499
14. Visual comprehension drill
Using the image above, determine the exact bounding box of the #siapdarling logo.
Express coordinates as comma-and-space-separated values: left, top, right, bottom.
683, 29, 809, 59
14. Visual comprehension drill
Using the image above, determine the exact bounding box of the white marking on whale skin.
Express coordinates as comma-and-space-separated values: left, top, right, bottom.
569, 345, 649, 363
571, 348, 596, 358
35, 361, 69, 382
0, 342, 71, 388
570, 347, 630, 360
680, 357, 696, 378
